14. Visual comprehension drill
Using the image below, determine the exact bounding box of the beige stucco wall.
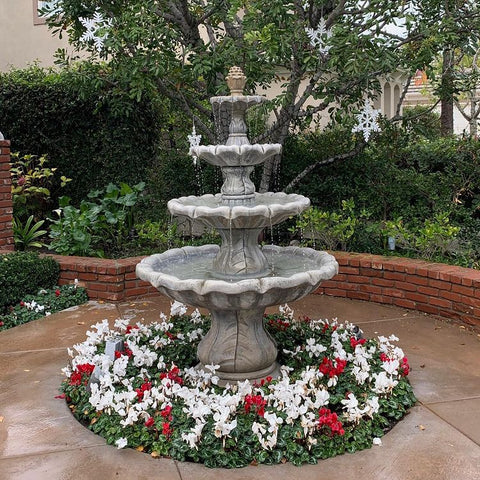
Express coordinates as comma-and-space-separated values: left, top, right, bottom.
0, 0, 69, 71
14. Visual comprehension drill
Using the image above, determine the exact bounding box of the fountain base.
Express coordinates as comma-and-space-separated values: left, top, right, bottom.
198, 362, 282, 386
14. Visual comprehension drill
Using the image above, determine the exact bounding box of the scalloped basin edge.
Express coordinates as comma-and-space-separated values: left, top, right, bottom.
136, 245, 339, 310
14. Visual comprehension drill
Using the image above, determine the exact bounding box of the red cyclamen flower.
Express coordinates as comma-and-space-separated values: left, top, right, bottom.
162, 422, 173, 438
69, 363, 95, 386
55, 289, 61, 297
400, 356, 410, 376
319, 357, 347, 378
244, 394, 267, 417
318, 407, 345, 436
350, 337, 366, 348
135, 380, 152, 400
145, 417, 155, 428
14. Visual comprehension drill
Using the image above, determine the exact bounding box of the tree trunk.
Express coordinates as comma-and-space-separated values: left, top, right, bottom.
440, 49, 454, 136
470, 95, 478, 136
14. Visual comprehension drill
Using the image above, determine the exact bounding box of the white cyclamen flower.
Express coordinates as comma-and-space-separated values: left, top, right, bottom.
115, 437, 128, 449
170, 301, 187, 316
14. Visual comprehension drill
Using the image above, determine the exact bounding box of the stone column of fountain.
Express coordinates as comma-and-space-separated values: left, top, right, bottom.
136, 67, 339, 384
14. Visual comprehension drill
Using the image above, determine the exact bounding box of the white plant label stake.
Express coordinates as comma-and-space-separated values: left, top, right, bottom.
352, 98, 381, 142
305, 18, 332, 55
188, 124, 202, 166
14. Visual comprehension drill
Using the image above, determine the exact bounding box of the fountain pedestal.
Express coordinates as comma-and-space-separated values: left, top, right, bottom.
197, 308, 280, 383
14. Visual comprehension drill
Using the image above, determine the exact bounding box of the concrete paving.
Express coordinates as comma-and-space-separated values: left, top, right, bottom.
1, 294, 479, 480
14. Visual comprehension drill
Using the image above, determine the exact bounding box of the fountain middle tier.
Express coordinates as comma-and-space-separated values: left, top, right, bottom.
168, 192, 310, 230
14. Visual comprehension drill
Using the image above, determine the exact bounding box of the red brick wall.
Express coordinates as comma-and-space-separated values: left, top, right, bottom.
47, 251, 480, 327
317, 252, 480, 328
0, 140, 14, 251
45, 254, 158, 302
2, 246, 479, 327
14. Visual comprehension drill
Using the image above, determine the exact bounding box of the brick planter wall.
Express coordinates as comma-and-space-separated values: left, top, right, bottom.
0, 140, 14, 251
2, 245, 480, 327
316, 252, 480, 328
43, 251, 480, 327
45, 254, 158, 302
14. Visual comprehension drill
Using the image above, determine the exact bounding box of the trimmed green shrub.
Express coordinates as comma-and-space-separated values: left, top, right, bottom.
0, 252, 60, 313
0, 65, 162, 205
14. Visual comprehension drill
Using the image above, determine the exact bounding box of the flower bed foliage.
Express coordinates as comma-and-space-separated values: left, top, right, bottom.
0, 284, 88, 331
60, 303, 416, 468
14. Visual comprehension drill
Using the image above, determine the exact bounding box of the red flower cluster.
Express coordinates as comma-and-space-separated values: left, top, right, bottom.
161, 405, 173, 421
160, 365, 183, 386
400, 356, 410, 376
114, 347, 133, 359
135, 380, 152, 400
165, 331, 177, 341
321, 322, 338, 334
69, 363, 95, 386
244, 394, 267, 417
253, 376, 273, 388
267, 317, 290, 331
162, 422, 173, 438
319, 357, 347, 378
350, 337, 366, 348
55, 289, 61, 297
379, 352, 391, 362
145, 416, 155, 428
318, 407, 345, 436
125, 325, 139, 334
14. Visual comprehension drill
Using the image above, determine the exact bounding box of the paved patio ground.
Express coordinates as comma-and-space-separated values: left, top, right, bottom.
1, 294, 479, 480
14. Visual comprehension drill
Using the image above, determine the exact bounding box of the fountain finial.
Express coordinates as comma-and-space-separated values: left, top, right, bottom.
226, 66, 246, 96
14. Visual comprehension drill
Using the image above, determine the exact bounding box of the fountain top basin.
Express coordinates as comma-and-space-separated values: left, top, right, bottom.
210, 95, 266, 107
136, 245, 339, 311
190, 144, 282, 167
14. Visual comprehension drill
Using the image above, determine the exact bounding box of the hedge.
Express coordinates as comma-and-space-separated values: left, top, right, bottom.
0, 65, 162, 205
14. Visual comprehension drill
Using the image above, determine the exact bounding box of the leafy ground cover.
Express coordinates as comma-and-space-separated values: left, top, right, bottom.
59, 303, 416, 468
0, 283, 88, 331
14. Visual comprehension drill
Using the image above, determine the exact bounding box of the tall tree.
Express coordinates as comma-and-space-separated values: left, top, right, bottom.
43, 0, 480, 190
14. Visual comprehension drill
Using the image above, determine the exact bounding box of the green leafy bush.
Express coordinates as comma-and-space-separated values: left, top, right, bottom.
0, 284, 88, 331
382, 212, 463, 260
10, 152, 71, 222
0, 252, 59, 313
49, 182, 145, 257
291, 199, 371, 251
280, 126, 480, 265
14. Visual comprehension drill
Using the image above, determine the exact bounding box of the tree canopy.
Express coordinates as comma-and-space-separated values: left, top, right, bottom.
43, 0, 480, 190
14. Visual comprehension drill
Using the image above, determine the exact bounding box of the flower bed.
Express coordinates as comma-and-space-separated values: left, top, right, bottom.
0, 283, 88, 331
60, 303, 416, 468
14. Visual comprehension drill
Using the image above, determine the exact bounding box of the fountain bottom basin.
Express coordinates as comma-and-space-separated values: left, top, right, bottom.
136, 245, 338, 383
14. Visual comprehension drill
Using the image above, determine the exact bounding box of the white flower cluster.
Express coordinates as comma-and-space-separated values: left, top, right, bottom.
63, 303, 410, 452
23, 299, 51, 316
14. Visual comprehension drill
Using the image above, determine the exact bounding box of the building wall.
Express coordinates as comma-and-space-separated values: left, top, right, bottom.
0, 0, 69, 71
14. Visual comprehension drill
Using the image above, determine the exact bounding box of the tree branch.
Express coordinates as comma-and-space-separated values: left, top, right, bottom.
283, 141, 365, 193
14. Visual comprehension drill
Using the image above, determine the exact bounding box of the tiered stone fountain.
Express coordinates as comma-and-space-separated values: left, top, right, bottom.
136, 67, 338, 384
